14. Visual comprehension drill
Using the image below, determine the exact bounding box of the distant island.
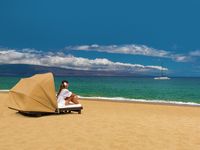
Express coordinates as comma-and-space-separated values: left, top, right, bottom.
0, 64, 150, 77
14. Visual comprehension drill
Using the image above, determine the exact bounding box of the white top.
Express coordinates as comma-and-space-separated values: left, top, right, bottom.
57, 89, 72, 108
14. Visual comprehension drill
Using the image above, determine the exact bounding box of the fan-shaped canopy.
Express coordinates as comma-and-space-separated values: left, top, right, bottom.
8, 72, 57, 113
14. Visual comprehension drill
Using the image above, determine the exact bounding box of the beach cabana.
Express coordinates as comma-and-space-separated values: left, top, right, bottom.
8, 72, 83, 116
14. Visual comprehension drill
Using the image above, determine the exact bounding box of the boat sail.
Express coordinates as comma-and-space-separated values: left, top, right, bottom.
154, 63, 170, 80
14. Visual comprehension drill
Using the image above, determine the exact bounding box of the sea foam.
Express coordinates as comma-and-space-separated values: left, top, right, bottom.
79, 96, 200, 106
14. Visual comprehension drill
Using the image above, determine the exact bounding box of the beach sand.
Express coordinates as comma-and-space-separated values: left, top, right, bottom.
0, 92, 200, 150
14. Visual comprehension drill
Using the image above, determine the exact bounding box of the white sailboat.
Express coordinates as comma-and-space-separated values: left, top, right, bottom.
154, 63, 170, 80
154, 76, 170, 80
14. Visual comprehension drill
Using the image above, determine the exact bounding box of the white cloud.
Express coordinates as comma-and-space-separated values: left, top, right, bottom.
65, 44, 190, 62
171, 55, 191, 62
0, 49, 167, 73
190, 50, 200, 57
65, 44, 170, 57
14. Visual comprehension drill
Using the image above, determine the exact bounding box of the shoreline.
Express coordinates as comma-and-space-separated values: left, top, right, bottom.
1, 90, 200, 107
79, 96, 200, 107
80, 97, 200, 108
0, 90, 9, 92
2, 90, 200, 107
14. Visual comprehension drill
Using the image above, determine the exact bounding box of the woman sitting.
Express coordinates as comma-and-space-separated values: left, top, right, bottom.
57, 80, 79, 108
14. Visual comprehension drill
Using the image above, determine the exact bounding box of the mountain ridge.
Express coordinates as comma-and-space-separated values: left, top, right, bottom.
0, 64, 142, 77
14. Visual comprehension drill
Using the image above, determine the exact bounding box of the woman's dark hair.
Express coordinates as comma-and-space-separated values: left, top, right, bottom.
62, 80, 68, 84
57, 80, 69, 97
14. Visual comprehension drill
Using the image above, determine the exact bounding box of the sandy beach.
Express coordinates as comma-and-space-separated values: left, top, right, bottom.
0, 92, 200, 150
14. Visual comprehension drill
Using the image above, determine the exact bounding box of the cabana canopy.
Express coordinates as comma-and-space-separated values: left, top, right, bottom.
8, 72, 57, 113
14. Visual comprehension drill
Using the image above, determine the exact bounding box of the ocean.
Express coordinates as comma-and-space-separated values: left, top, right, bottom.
1, 76, 200, 105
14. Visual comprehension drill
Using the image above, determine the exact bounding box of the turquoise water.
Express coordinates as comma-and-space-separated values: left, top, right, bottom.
1, 76, 200, 104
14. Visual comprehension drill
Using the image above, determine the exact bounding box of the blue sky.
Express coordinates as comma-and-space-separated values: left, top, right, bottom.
0, 0, 200, 76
